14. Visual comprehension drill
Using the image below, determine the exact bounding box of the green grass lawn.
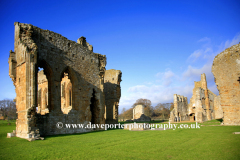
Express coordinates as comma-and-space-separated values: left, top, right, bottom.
0, 120, 239, 160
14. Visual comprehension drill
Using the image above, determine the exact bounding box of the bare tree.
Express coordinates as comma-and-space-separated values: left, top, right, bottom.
153, 103, 171, 119
118, 107, 126, 121
0, 99, 17, 120
121, 108, 126, 114
132, 98, 151, 108
120, 107, 133, 120
154, 103, 164, 117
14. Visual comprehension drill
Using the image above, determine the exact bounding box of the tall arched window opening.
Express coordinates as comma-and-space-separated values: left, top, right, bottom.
61, 72, 72, 114
37, 67, 49, 115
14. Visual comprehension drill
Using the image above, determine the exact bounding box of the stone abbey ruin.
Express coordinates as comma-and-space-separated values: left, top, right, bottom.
8, 22, 240, 140
212, 43, 240, 125
169, 73, 221, 123
8, 22, 122, 140
170, 43, 240, 125
132, 104, 151, 122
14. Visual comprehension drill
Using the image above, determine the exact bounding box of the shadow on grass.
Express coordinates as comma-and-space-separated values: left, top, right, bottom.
44, 127, 122, 140
216, 119, 223, 122
119, 120, 168, 124
45, 121, 170, 140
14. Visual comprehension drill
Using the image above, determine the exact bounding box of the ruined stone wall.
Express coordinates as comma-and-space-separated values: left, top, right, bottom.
169, 94, 188, 122
214, 95, 223, 119
104, 69, 122, 124
133, 105, 144, 119
194, 87, 207, 123
9, 22, 108, 139
169, 111, 175, 122
212, 43, 240, 125
170, 73, 219, 123
8, 23, 38, 139
175, 94, 188, 116
187, 73, 217, 123
188, 81, 201, 115
208, 90, 215, 119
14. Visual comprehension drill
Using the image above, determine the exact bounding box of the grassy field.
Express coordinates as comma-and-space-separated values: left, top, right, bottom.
0, 120, 239, 160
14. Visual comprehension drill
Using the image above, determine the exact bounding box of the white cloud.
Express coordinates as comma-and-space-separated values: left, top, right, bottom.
128, 85, 154, 93
119, 83, 194, 111
187, 36, 221, 63
164, 70, 175, 79
155, 69, 176, 86
187, 37, 215, 63
119, 33, 239, 112
204, 47, 213, 54
183, 63, 213, 81
187, 49, 203, 62
216, 33, 240, 55
198, 37, 211, 43
224, 33, 240, 49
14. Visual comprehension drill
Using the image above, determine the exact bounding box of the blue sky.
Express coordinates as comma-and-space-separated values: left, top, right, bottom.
0, 0, 240, 112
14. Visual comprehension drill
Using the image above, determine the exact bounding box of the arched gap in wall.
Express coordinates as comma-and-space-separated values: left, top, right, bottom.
60, 67, 73, 114
37, 60, 52, 114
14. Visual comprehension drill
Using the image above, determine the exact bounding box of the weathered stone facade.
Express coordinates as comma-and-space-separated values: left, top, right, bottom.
104, 69, 122, 124
188, 74, 216, 123
212, 43, 240, 125
169, 94, 188, 122
8, 22, 121, 140
132, 104, 151, 122
133, 105, 144, 119
213, 95, 223, 119
169, 73, 222, 123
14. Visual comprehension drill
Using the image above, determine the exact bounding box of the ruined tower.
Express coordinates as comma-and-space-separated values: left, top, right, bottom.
104, 69, 122, 124
200, 74, 211, 120
170, 73, 219, 123
169, 94, 188, 122
188, 73, 216, 123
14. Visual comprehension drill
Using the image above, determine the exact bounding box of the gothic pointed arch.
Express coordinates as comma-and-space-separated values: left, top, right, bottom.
37, 59, 53, 112
60, 66, 77, 113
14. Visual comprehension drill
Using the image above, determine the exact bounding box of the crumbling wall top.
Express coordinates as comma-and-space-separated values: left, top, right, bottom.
14, 22, 98, 56
174, 94, 188, 103
104, 69, 122, 85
